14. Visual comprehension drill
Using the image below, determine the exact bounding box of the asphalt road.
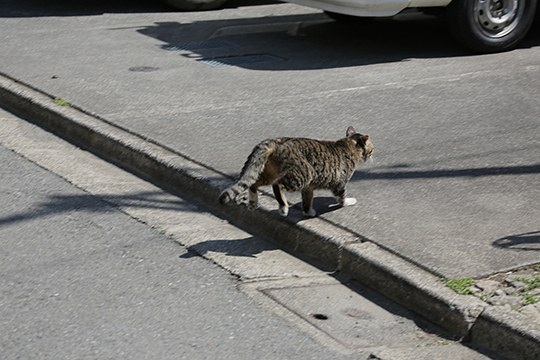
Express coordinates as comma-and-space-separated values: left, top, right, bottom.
0, 0, 538, 278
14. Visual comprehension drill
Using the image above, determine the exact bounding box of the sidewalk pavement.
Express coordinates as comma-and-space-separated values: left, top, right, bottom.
0, 2, 539, 358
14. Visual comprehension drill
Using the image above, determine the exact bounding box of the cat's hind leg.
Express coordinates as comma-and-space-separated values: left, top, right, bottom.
272, 184, 289, 216
248, 167, 278, 211
301, 187, 317, 217
279, 165, 316, 217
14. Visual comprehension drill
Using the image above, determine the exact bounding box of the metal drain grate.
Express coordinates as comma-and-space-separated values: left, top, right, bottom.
161, 40, 236, 52
198, 53, 284, 67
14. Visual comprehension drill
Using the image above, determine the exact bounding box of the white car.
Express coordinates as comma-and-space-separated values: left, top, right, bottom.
164, 0, 538, 53
284, 0, 538, 53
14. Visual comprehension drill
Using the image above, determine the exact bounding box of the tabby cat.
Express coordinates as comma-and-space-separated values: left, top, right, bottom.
219, 126, 373, 217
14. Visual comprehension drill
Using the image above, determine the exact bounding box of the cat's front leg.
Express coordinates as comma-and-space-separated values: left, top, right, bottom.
248, 187, 258, 210
333, 186, 357, 207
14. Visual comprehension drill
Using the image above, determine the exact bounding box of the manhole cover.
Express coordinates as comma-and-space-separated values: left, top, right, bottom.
198, 53, 284, 67
261, 283, 432, 350
128, 66, 160, 72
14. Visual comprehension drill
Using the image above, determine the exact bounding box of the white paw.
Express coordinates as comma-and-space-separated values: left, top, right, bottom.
248, 202, 258, 211
278, 206, 289, 217
343, 197, 357, 206
303, 208, 317, 217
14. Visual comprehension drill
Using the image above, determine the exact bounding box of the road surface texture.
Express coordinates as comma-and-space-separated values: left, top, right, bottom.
0, 0, 539, 358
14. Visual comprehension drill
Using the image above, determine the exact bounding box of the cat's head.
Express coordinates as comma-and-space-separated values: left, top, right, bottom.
346, 126, 374, 162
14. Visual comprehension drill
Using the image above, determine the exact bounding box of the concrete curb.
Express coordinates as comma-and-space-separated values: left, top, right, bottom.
470, 306, 540, 360
1, 73, 538, 359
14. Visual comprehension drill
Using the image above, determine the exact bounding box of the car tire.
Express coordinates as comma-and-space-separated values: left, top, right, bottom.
162, 0, 228, 11
446, 0, 537, 53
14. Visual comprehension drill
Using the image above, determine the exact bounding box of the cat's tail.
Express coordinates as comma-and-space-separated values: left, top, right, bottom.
219, 140, 276, 205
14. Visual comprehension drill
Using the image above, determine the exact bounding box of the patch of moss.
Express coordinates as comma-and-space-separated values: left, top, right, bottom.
519, 277, 540, 291
53, 97, 70, 107
445, 277, 475, 295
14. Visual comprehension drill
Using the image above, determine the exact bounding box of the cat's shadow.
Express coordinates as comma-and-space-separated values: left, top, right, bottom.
281, 197, 343, 223
179, 236, 277, 258
311, 196, 345, 216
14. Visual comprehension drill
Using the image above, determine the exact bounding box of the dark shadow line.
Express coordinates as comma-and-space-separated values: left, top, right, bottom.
0, 191, 196, 227
352, 163, 540, 181
0, 0, 173, 17
0, 0, 279, 18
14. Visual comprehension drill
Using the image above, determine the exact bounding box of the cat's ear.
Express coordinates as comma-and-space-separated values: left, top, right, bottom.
360, 135, 369, 144
346, 126, 356, 137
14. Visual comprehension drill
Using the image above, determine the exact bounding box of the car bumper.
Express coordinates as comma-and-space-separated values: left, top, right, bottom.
285, 0, 452, 16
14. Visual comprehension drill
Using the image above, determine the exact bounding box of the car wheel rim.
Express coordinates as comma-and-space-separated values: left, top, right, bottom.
475, 0, 522, 38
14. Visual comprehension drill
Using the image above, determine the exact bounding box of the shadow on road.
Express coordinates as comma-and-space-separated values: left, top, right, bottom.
179, 236, 277, 258
493, 231, 540, 252
137, 14, 468, 70
0, 191, 192, 227
351, 163, 540, 181
136, 12, 540, 70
